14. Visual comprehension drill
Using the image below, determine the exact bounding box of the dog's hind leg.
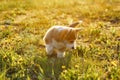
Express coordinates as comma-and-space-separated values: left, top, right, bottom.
46, 44, 54, 56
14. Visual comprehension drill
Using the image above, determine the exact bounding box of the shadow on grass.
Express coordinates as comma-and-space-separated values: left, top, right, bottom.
34, 52, 72, 80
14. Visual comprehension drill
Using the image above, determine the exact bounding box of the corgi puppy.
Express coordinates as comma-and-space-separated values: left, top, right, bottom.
43, 21, 82, 58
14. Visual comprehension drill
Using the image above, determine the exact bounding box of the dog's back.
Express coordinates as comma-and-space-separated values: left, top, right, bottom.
43, 26, 70, 44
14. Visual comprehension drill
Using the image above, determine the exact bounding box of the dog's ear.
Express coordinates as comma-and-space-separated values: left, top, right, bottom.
68, 20, 83, 27
73, 28, 83, 33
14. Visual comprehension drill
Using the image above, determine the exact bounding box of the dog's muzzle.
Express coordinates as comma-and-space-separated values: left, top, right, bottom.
72, 46, 74, 49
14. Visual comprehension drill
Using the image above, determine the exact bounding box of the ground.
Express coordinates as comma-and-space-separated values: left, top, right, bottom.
0, 0, 120, 80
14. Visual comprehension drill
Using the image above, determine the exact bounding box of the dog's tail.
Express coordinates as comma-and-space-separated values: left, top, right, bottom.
68, 20, 83, 27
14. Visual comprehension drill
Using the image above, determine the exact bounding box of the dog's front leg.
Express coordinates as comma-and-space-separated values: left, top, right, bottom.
56, 50, 65, 58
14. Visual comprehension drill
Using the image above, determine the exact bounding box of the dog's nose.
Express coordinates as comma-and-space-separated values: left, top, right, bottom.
72, 47, 74, 49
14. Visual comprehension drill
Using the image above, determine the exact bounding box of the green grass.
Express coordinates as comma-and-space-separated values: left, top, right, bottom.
0, 0, 120, 80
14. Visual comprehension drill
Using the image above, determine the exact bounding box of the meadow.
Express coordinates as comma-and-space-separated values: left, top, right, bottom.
0, 0, 120, 80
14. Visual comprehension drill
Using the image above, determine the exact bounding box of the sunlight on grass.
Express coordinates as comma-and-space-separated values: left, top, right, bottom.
0, 0, 120, 79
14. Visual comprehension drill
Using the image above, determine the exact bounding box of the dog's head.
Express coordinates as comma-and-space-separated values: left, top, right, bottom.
64, 28, 81, 49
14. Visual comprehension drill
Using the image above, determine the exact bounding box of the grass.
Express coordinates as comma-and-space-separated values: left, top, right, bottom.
0, 0, 120, 80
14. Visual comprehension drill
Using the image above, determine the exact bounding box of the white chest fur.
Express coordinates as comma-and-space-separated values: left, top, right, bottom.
52, 39, 65, 49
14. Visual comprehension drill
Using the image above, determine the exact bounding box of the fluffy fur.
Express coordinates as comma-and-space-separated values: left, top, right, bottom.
43, 21, 82, 58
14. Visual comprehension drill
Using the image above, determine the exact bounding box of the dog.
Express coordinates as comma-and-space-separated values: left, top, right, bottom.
43, 21, 82, 58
